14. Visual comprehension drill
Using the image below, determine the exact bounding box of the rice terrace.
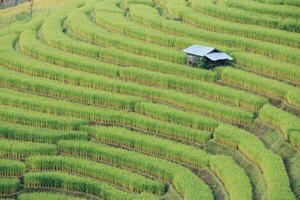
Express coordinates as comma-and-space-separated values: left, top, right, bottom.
0, 0, 300, 199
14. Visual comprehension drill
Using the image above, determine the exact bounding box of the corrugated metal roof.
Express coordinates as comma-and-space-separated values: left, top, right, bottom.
183, 45, 233, 61
205, 52, 233, 61
183, 45, 216, 56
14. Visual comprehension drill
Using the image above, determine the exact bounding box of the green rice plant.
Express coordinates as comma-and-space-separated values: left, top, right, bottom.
27, 155, 166, 194
19, 30, 120, 78
284, 0, 300, 6
0, 66, 141, 112
93, 0, 125, 14
180, 0, 300, 61
189, 0, 300, 33
39, 5, 217, 82
88, 126, 252, 200
40, 0, 101, 57
112, 56, 216, 88
18, 25, 216, 85
130, 3, 300, 49
289, 131, 300, 149
214, 124, 295, 200
0, 66, 255, 126
287, 89, 300, 109
0, 159, 25, 177
101, 54, 266, 111
130, 4, 300, 65
220, 67, 294, 100
124, 0, 154, 6
17, 31, 252, 125
24, 172, 159, 200
4, 33, 254, 127
74, 0, 104, 15
0, 104, 88, 131
152, 0, 185, 18
66, 9, 186, 64
0, 13, 46, 37
0, 88, 211, 145
223, 0, 300, 19
18, 29, 262, 119
139, 103, 220, 130
0, 21, 28, 37
160, 75, 269, 113
0, 178, 21, 196
259, 104, 300, 148
209, 155, 252, 200
0, 122, 88, 143
18, 192, 86, 200
0, 57, 246, 127
0, 139, 56, 159
95, 3, 195, 49
254, 0, 285, 4
70, 37, 217, 83
58, 140, 214, 200
232, 52, 300, 85
88, 126, 211, 167
0, 87, 219, 133
137, 101, 253, 126
256, 0, 300, 6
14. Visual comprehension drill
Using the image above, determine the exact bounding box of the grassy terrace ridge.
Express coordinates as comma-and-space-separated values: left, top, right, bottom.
0, 0, 299, 200
18, 192, 86, 200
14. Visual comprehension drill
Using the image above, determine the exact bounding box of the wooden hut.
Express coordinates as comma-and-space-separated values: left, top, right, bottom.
183, 45, 233, 69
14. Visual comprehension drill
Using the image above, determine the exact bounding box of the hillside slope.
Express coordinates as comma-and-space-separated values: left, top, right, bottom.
0, 0, 299, 200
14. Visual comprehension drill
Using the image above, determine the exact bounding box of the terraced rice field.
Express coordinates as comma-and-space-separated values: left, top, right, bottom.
0, 0, 299, 200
